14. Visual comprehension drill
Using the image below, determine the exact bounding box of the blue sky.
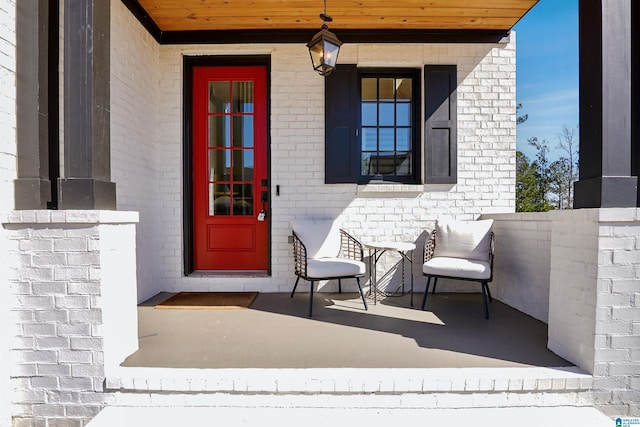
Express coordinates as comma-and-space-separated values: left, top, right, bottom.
513, 0, 579, 160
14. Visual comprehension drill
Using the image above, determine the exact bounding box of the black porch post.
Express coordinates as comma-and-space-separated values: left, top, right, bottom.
58, 0, 116, 210
574, 0, 638, 208
14, 1, 52, 209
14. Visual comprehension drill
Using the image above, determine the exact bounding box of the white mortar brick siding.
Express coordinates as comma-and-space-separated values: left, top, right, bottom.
0, 1, 15, 426
110, 0, 163, 303
485, 209, 640, 417
3, 210, 139, 426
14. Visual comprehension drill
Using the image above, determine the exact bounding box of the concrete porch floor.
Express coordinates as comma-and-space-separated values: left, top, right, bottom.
122, 292, 571, 369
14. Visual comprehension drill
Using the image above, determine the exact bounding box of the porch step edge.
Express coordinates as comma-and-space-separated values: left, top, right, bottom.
106, 366, 592, 394
87, 406, 612, 427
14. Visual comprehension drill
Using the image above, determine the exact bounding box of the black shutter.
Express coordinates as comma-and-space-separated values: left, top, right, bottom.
325, 65, 359, 183
424, 65, 457, 184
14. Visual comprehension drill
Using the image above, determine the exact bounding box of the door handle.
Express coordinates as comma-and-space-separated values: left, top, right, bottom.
258, 191, 268, 222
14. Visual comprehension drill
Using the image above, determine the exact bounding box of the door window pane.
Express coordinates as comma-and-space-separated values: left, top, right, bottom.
210, 183, 231, 216
232, 150, 254, 181
209, 150, 230, 181
232, 116, 254, 147
233, 184, 253, 215
209, 116, 230, 148
233, 81, 254, 113
209, 82, 230, 113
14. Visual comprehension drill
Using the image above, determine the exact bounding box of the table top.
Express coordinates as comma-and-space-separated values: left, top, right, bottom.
364, 241, 416, 252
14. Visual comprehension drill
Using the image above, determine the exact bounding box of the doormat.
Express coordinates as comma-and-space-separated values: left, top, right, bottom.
155, 292, 258, 310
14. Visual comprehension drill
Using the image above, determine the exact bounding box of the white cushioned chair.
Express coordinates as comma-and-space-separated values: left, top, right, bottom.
291, 218, 368, 317
421, 219, 495, 318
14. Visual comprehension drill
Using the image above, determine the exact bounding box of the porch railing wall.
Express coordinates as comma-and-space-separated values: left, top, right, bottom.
484, 209, 640, 418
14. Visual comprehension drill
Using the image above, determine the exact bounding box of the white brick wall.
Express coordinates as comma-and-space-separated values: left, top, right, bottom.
145, 36, 516, 297
110, 0, 163, 303
3, 210, 139, 426
481, 212, 553, 322
486, 209, 640, 417
0, 1, 16, 426
593, 211, 640, 417
548, 212, 600, 374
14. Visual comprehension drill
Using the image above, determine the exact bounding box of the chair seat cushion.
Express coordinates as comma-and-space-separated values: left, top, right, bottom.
307, 258, 366, 278
423, 257, 491, 280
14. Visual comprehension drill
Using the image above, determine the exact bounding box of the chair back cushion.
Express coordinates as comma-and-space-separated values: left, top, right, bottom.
290, 218, 341, 259
433, 219, 493, 262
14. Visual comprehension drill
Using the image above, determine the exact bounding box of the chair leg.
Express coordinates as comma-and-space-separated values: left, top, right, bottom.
291, 276, 300, 298
485, 282, 493, 302
355, 277, 368, 311
421, 276, 432, 311
308, 281, 315, 318
338, 279, 342, 293
432, 277, 438, 294
481, 281, 490, 319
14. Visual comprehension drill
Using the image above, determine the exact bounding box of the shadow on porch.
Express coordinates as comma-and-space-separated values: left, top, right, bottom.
121, 292, 570, 369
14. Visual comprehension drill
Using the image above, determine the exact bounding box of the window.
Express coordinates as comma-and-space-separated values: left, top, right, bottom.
360, 72, 418, 182
325, 65, 457, 185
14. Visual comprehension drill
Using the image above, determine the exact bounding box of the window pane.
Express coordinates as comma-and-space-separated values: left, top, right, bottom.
232, 149, 254, 181
209, 116, 230, 148
395, 78, 412, 101
208, 150, 230, 181
210, 183, 231, 216
209, 82, 230, 113
376, 152, 398, 175
396, 128, 411, 151
361, 103, 377, 126
396, 103, 410, 126
232, 116, 253, 147
233, 184, 253, 216
379, 78, 395, 101
361, 152, 375, 175
395, 152, 412, 175
361, 128, 378, 151
232, 81, 254, 113
379, 128, 394, 151
361, 78, 377, 101
379, 103, 394, 126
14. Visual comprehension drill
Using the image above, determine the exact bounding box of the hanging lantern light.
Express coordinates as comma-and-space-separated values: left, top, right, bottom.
307, 0, 342, 76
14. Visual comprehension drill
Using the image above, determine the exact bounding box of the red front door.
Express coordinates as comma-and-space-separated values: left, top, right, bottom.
192, 66, 268, 271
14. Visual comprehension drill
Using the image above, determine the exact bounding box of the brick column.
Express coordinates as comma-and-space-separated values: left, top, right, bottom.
2, 210, 139, 426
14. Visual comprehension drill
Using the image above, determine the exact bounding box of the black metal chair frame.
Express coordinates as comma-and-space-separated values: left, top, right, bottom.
291, 229, 368, 317
420, 229, 495, 319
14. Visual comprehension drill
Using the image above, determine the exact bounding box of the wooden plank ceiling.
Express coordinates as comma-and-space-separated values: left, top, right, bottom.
136, 0, 539, 32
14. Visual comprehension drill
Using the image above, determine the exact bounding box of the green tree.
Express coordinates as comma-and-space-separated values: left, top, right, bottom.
516, 150, 554, 212
548, 158, 571, 209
